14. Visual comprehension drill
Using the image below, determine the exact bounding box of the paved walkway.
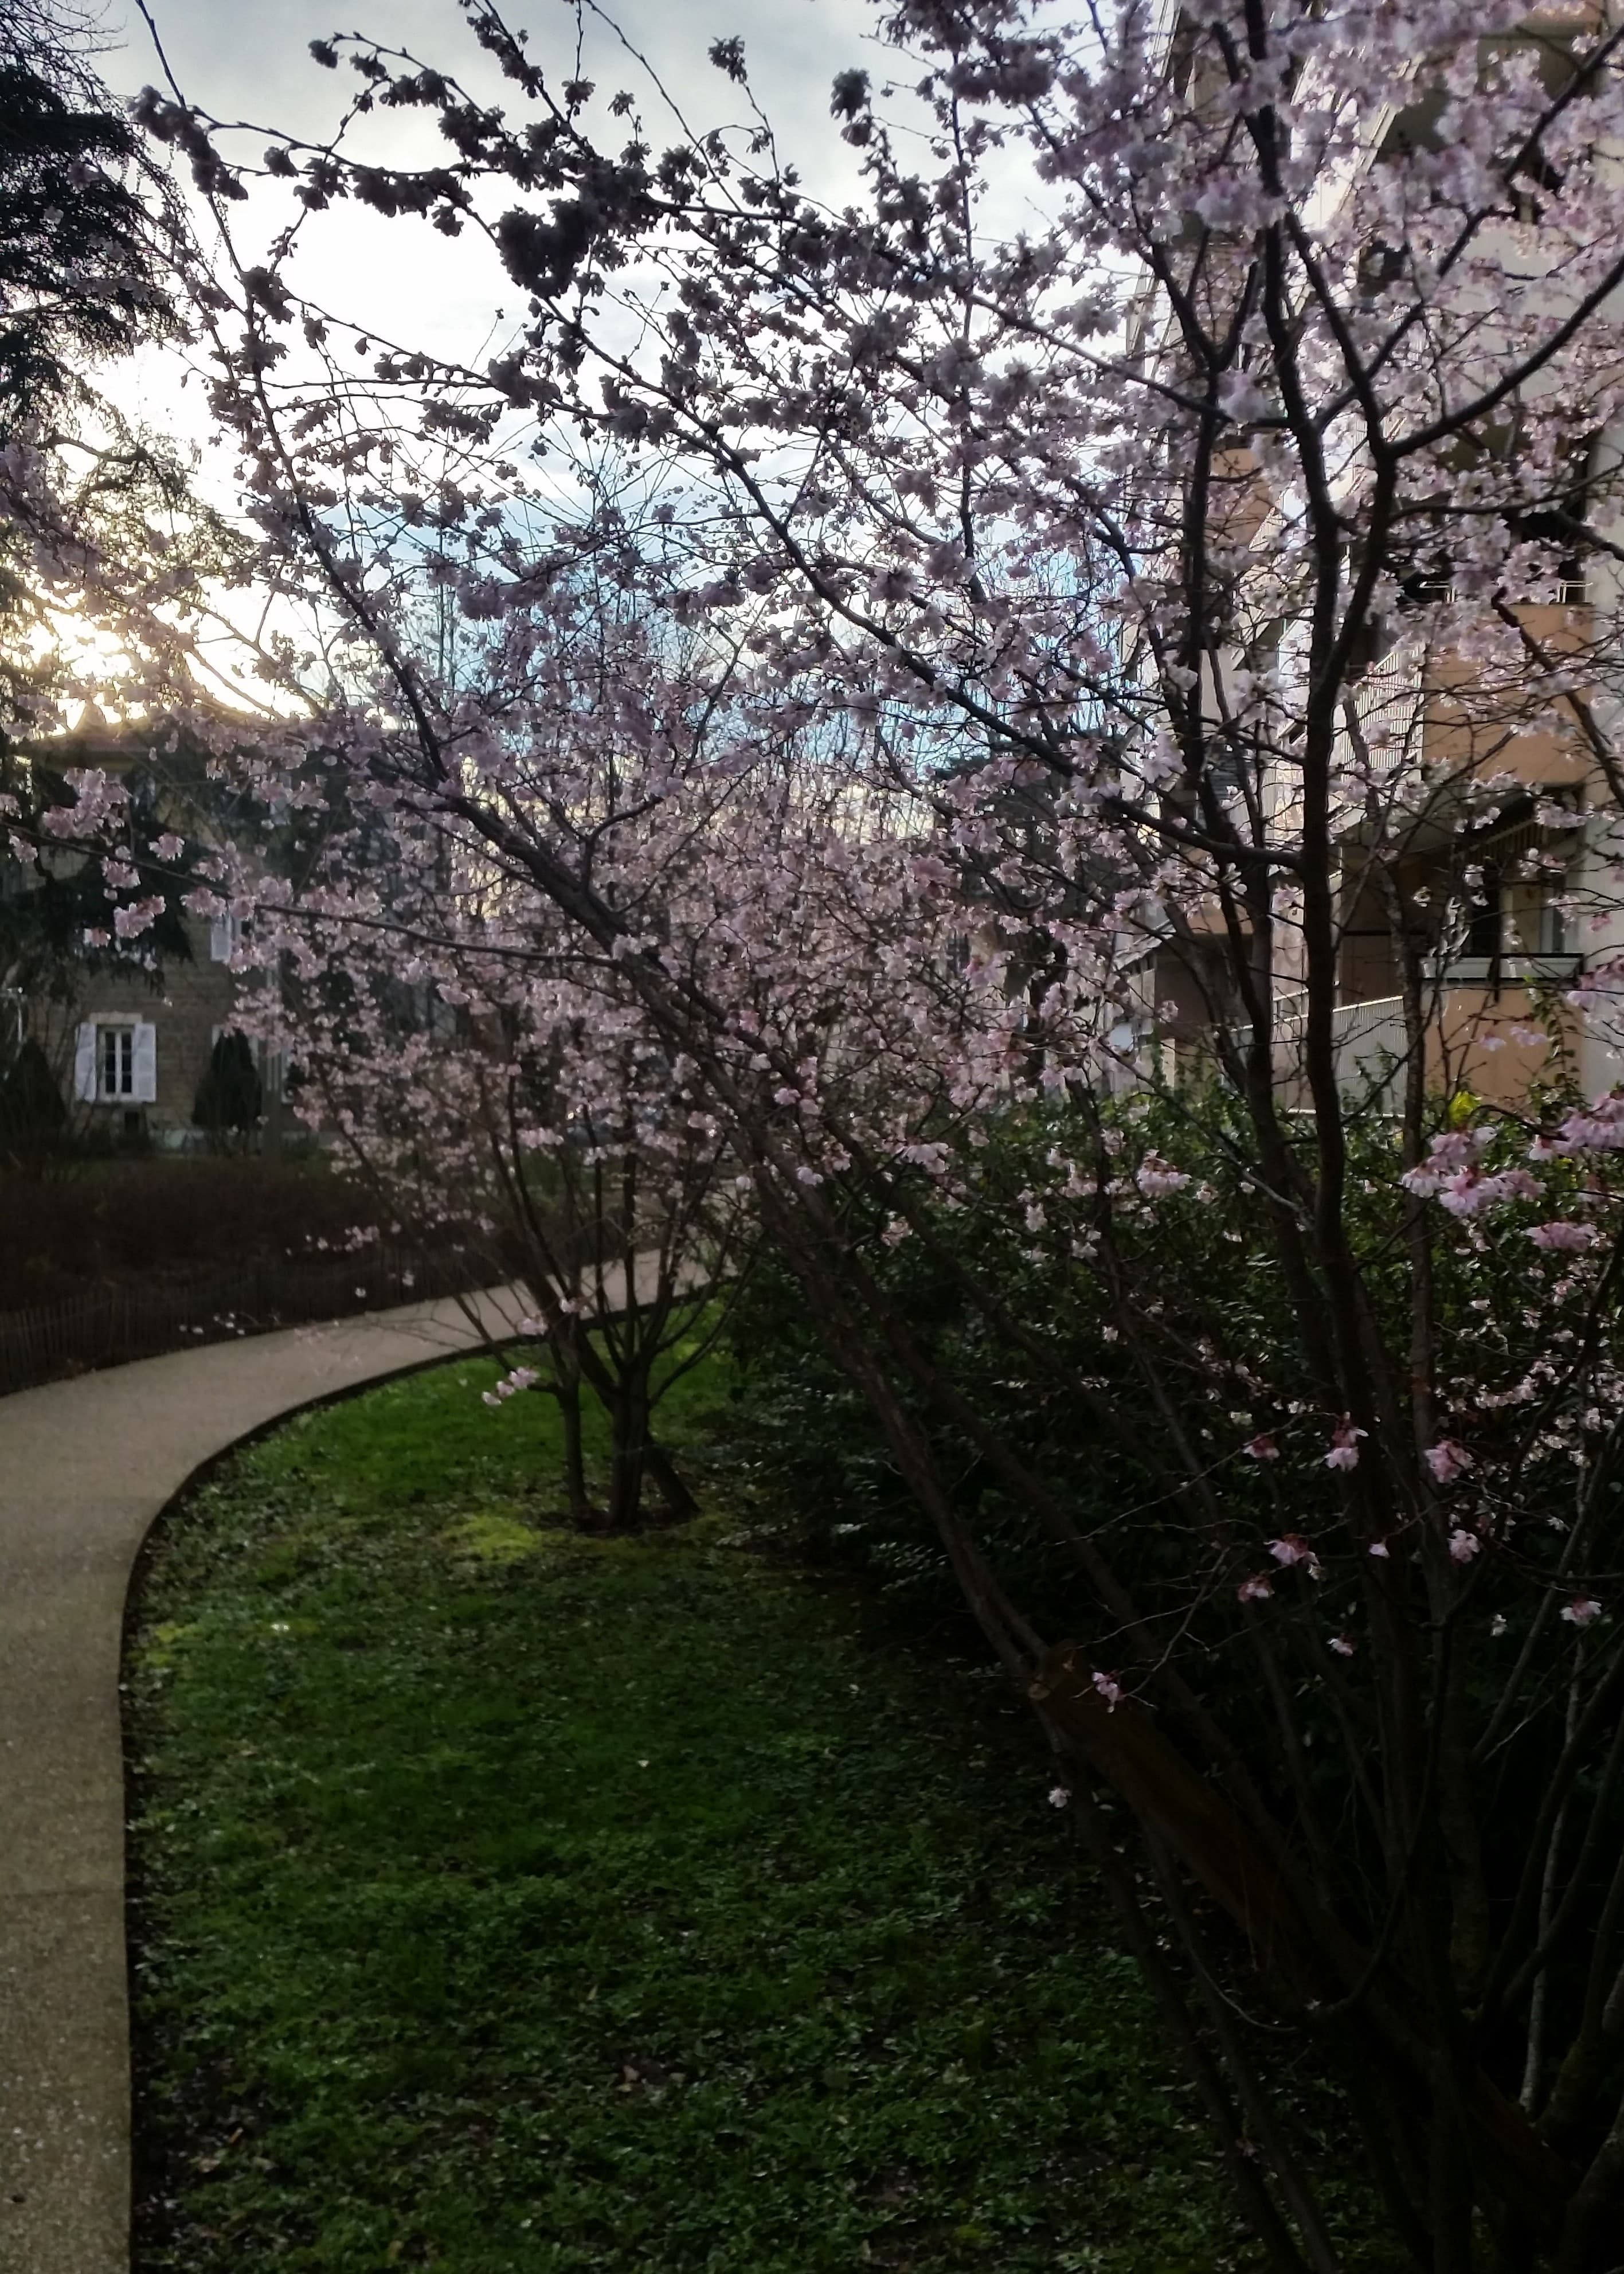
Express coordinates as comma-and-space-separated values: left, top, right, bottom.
0, 1288, 525, 2274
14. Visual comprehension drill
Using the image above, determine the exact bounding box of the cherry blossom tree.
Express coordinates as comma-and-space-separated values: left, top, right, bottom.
200, 556, 761, 1526
272, 944, 747, 1528
107, 1, 1624, 2263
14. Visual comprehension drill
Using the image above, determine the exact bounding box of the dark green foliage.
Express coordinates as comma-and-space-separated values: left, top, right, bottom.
723, 1092, 1624, 2269
192, 1030, 263, 1144
725, 1108, 1170, 1624
0, 1158, 384, 1309
0, 1033, 65, 1160
126, 1353, 1267, 2274
0, 11, 172, 439
0, 8, 202, 764
726, 1087, 1615, 1648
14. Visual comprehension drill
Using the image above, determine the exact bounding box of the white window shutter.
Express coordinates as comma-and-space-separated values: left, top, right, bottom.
74, 1022, 97, 1103
209, 913, 233, 963
132, 1021, 158, 1103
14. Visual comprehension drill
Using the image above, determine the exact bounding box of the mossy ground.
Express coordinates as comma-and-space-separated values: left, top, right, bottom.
127, 1346, 1254, 2272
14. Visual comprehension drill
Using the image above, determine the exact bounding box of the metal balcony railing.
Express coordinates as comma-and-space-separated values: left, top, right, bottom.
1258, 994, 1411, 1109
1232, 959, 1580, 1112
1425, 952, 1582, 988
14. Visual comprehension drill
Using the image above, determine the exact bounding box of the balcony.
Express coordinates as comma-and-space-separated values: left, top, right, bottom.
1333, 597, 1592, 798
1336, 639, 1424, 778
1256, 994, 1411, 1112
1248, 973, 1576, 1113
1426, 953, 1581, 988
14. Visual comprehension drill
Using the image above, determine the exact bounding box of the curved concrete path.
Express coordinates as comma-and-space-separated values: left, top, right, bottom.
0, 1288, 524, 2274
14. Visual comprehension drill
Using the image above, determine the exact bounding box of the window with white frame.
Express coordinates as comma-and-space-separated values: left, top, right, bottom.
209, 911, 251, 962
75, 1018, 157, 1104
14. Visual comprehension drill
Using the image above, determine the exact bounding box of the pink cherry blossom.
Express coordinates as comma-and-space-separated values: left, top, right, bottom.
1528, 1222, 1599, 1252
1400, 1131, 1488, 1201
1437, 1169, 1541, 1218
1423, 1440, 1473, 1485
1557, 1096, 1624, 1153
1268, 1535, 1322, 1578
1136, 1152, 1191, 1199
1324, 1419, 1366, 1472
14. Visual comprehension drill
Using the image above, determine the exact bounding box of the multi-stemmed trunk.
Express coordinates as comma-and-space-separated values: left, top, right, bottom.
547, 1319, 593, 1529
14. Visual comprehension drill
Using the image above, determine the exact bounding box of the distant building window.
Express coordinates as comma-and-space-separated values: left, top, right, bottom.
75, 1019, 156, 1105
1465, 870, 1504, 960
100, 1024, 134, 1098
209, 912, 249, 962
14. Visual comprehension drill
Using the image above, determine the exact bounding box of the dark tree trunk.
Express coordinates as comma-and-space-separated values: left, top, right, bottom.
548, 1321, 593, 1525
645, 1440, 698, 1521
605, 1365, 652, 1530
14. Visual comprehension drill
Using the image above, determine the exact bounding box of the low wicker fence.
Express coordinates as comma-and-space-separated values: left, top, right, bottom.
0, 1245, 486, 1399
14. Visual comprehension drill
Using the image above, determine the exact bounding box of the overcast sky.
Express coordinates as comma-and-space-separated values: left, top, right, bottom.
87, 0, 1061, 458
73, 1, 904, 700
96, 0, 887, 422
108, 0, 885, 144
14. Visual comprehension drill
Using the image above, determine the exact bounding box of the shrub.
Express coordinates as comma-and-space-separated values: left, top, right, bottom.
191, 1031, 261, 1150
0, 1158, 390, 1309
0, 1037, 67, 1165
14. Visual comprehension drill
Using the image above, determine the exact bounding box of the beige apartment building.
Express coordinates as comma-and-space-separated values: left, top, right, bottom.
1128, 8, 1624, 1119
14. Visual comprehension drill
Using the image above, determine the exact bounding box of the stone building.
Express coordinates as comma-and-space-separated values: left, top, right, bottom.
6, 709, 287, 1152
33, 908, 263, 1150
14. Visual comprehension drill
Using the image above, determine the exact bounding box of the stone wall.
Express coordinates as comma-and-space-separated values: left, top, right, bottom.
30, 919, 245, 1148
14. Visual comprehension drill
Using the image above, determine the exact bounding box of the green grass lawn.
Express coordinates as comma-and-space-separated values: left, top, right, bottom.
126, 1347, 1249, 2273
